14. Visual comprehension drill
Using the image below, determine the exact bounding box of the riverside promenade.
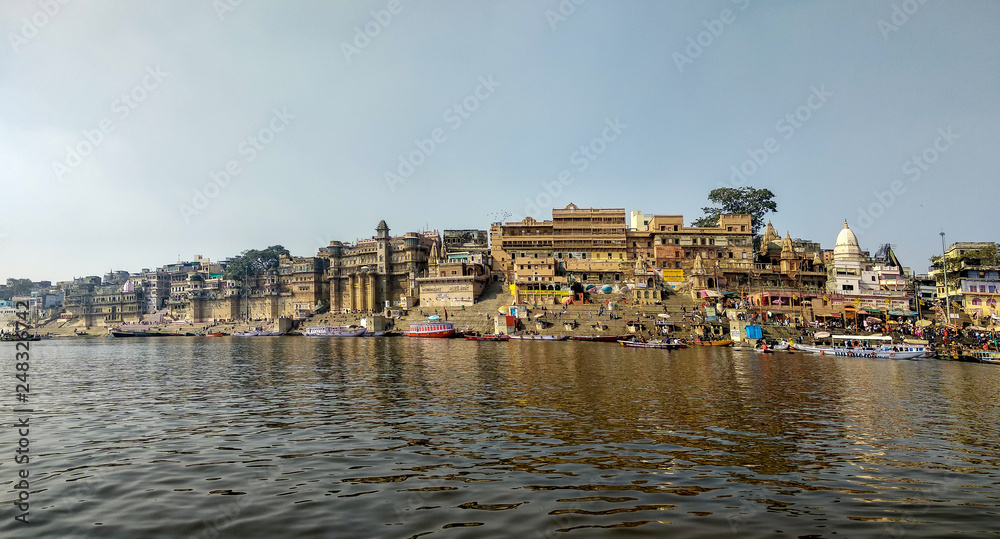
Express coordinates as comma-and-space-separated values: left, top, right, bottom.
31, 281, 733, 340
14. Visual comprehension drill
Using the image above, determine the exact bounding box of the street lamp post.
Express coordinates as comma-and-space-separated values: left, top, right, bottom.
940, 231, 951, 323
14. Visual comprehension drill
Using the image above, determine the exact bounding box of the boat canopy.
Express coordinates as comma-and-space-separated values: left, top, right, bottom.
831, 334, 892, 341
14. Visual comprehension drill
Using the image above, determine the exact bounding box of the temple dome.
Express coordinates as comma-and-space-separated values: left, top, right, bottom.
833, 220, 862, 264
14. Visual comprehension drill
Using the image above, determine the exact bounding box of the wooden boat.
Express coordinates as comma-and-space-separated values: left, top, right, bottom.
969, 350, 1000, 364
206, 332, 227, 337
404, 322, 456, 338
710, 339, 734, 346
1, 334, 41, 341
618, 339, 686, 350
464, 333, 510, 341
569, 335, 621, 342
508, 334, 568, 341
110, 330, 179, 337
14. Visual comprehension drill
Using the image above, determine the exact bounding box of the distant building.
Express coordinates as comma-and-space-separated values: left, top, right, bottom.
416, 243, 491, 308
320, 220, 439, 313
64, 277, 144, 326
276, 254, 329, 319
957, 266, 1000, 322
443, 229, 489, 253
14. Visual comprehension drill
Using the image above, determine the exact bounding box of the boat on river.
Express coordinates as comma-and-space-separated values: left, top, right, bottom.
303, 325, 366, 337
792, 335, 928, 359
969, 350, 1000, 364
232, 331, 285, 337
570, 335, 621, 342
464, 333, 510, 341
691, 338, 734, 346
404, 321, 456, 338
1, 333, 41, 341
109, 330, 180, 337
619, 339, 687, 349
509, 334, 568, 341
753, 341, 790, 353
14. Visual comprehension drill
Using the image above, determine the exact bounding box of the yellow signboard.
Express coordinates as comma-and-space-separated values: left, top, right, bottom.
662, 269, 685, 281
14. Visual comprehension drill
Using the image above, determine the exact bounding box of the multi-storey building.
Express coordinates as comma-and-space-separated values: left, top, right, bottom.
958, 265, 1000, 321
627, 213, 754, 289
63, 276, 144, 326
929, 241, 999, 306
443, 229, 489, 254
416, 244, 491, 308
320, 220, 439, 313
143, 269, 170, 313
276, 254, 329, 319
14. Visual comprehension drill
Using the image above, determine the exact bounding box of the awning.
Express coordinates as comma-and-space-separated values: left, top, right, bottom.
863, 308, 883, 313
699, 290, 721, 298
888, 310, 919, 317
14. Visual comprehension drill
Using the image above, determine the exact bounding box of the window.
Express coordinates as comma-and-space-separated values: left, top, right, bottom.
972, 298, 982, 306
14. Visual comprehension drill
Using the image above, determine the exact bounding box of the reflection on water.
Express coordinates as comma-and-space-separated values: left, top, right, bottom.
2, 338, 999, 538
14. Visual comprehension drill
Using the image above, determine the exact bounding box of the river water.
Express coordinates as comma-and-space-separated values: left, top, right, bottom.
2, 338, 999, 538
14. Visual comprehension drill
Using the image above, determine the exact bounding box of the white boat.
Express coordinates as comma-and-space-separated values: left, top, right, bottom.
509, 334, 568, 341
753, 341, 790, 352
792, 335, 929, 359
302, 325, 366, 337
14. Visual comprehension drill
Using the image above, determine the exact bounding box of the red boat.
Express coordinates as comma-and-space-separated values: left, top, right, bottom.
404, 322, 456, 338
464, 333, 510, 341
569, 335, 621, 342
206, 332, 227, 337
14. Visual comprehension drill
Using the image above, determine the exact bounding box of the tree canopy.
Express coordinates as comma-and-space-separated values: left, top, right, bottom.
1, 278, 33, 300
930, 244, 999, 279
223, 245, 291, 281
691, 186, 777, 237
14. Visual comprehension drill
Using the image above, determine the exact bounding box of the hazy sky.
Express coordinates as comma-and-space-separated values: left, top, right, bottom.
2, 0, 998, 283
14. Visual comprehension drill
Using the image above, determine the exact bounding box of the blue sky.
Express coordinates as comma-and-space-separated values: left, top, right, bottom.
2, 0, 998, 282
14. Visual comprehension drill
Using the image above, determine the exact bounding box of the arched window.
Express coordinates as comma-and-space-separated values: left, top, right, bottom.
972, 298, 982, 306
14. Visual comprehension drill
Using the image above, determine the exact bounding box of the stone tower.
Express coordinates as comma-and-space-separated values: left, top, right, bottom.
375, 220, 390, 309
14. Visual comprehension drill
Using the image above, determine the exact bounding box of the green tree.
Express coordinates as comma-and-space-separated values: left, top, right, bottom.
3, 278, 34, 299
223, 245, 291, 281
691, 186, 777, 237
